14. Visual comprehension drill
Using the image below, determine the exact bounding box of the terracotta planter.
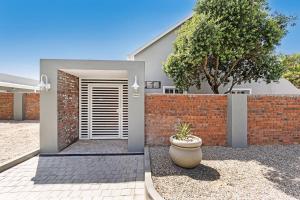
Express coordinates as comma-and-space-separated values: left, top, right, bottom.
169, 135, 202, 168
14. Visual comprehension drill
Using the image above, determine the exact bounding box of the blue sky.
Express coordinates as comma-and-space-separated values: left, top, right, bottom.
0, 0, 299, 79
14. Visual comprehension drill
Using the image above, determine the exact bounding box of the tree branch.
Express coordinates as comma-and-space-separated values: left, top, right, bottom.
201, 56, 220, 93
214, 56, 220, 85
224, 78, 238, 94
221, 58, 241, 83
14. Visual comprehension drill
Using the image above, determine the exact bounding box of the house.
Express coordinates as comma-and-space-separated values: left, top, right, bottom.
39, 15, 299, 154
0, 73, 39, 120
128, 15, 300, 95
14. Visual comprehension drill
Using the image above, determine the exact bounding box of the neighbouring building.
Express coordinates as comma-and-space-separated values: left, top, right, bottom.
0, 73, 39, 120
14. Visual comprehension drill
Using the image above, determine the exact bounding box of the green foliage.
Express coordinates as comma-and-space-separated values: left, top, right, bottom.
282, 54, 300, 88
164, 0, 295, 94
175, 123, 191, 140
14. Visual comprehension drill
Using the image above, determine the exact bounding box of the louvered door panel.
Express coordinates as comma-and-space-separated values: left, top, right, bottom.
80, 79, 128, 139
122, 85, 128, 138
89, 84, 121, 139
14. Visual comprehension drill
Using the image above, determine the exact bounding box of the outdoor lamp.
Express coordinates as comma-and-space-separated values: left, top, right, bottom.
131, 75, 140, 97
39, 74, 51, 91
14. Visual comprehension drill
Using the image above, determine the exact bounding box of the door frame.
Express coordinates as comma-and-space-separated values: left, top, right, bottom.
88, 83, 123, 139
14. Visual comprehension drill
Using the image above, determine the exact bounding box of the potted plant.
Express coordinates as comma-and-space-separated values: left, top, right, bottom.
169, 122, 202, 168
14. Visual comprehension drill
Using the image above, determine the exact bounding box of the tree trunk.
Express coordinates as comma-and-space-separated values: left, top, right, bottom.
211, 84, 220, 94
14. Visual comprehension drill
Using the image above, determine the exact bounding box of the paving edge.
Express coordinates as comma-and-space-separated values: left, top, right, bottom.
144, 146, 165, 200
0, 149, 40, 173
40, 152, 144, 157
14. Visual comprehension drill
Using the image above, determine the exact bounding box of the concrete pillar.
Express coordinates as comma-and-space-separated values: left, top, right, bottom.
227, 95, 248, 148
13, 93, 23, 121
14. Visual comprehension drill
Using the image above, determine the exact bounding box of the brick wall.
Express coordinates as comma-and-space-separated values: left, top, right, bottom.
145, 94, 227, 146
23, 93, 40, 120
0, 93, 14, 120
57, 70, 79, 151
248, 96, 300, 145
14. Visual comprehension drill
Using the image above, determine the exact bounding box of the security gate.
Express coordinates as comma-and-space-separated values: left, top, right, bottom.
80, 79, 128, 140
88, 84, 122, 139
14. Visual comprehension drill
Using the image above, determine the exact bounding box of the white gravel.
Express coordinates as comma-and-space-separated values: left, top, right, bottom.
0, 120, 39, 165
150, 145, 300, 200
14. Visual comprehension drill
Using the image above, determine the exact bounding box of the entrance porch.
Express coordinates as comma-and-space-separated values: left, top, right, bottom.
39, 59, 145, 153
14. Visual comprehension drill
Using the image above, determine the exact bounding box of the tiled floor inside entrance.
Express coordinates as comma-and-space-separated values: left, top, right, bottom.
0, 154, 144, 199
60, 140, 129, 154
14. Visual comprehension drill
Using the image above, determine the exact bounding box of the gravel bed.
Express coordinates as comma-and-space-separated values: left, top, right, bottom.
150, 145, 300, 200
0, 120, 39, 165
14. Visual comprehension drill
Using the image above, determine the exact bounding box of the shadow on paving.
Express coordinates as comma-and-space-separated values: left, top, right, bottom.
32, 155, 144, 184
202, 145, 300, 199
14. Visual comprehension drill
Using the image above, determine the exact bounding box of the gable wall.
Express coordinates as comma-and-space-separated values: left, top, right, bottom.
134, 30, 178, 93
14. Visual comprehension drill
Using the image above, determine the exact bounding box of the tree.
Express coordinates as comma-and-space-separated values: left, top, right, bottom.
164, 0, 294, 94
282, 54, 300, 88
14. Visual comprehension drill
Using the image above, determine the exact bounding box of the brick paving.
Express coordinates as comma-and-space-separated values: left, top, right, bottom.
0, 155, 144, 200
0, 121, 39, 165
61, 140, 128, 154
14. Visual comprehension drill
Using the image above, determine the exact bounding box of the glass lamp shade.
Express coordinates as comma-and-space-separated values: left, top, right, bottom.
131, 75, 140, 97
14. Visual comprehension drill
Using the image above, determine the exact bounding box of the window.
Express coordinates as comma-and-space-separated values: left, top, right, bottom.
145, 81, 161, 89
163, 86, 184, 94
231, 88, 252, 94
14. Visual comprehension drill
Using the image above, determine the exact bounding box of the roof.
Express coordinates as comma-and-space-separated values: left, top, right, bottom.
127, 14, 193, 60
233, 78, 300, 95
0, 73, 39, 91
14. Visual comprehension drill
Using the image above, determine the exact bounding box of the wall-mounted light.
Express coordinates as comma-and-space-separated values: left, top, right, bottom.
131, 75, 140, 97
39, 74, 51, 91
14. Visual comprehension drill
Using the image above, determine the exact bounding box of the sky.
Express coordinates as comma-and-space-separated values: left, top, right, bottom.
0, 0, 299, 80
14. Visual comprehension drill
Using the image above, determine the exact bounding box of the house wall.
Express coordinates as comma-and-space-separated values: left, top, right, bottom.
57, 70, 79, 151
0, 93, 14, 120
248, 95, 300, 145
134, 30, 178, 93
23, 93, 40, 120
145, 94, 228, 146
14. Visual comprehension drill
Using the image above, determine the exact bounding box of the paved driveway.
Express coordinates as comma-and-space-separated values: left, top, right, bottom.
0, 155, 144, 200
0, 120, 39, 165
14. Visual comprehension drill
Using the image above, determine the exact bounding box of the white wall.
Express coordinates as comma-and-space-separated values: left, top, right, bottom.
133, 30, 178, 93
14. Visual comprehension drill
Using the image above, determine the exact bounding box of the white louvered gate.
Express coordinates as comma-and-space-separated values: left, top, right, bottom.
89, 84, 121, 139
80, 79, 128, 140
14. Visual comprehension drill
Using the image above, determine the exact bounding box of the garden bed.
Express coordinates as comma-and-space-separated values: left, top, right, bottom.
150, 145, 300, 200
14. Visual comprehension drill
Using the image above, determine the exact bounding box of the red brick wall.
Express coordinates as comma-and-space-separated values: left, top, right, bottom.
57, 70, 79, 151
0, 93, 14, 120
23, 93, 40, 120
145, 94, 227, 146
248, 96, 300, 145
